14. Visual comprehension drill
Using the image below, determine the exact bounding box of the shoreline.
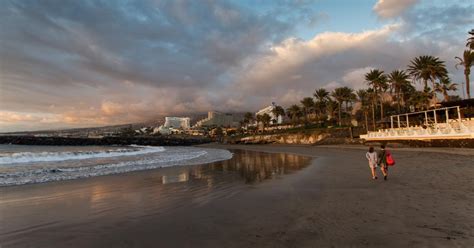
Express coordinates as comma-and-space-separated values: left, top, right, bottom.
1, 145, 473, 247
203, 143, 474, 156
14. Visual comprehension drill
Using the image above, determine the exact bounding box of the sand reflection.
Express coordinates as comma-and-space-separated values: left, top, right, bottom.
158, 149, 312, 185
0, 149, 312, 245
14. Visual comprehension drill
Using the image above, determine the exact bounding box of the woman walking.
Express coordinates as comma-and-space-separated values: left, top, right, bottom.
365, 146, 378, 180
378, 145, 389, 180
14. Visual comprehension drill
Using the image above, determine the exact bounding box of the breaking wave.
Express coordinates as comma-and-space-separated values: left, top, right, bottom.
0, 146, 233, 186
0, 145, 165, 164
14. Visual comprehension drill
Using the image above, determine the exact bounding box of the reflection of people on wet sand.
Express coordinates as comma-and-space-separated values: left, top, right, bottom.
378, 145, 389, 181
365, 146, 378, 180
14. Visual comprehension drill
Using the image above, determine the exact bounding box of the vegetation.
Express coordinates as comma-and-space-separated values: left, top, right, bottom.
467, 29, 474, 50
271, 105, 285, 123
455, 50, 474, 99
239, 29, 472, 135
256, 113, 272, 131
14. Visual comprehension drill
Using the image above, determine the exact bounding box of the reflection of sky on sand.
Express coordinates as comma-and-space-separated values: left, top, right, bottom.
155, 150, 311, 186
162, 173, 189, 184
0, 150, 312, 240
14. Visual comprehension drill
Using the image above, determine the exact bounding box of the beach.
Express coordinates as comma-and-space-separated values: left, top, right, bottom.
1, 145, 474, 247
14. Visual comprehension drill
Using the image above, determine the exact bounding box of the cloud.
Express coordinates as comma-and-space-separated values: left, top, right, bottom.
233, 25, 398, 95
0, 112, 40, 123
0, 0, 472, 132
342, 67, 375, 89
373, 0, 418, 18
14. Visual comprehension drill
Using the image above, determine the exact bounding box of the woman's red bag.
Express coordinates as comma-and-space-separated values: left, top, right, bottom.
386, 151, 395, 166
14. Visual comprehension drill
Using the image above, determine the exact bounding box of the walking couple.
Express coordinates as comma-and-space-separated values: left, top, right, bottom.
365, 145, 393, 181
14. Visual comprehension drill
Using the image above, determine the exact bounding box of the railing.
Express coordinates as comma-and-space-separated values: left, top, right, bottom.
362, 118, 474, 140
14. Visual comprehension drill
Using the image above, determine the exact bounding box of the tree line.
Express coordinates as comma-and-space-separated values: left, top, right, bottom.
245, 30, 474, 132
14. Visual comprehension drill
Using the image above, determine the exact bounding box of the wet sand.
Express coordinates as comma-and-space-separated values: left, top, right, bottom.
1, 145, 474, 247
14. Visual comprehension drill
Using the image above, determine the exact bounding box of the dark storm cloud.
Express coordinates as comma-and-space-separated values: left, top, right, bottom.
0, 0, 291, 91
400, 2, 474, 40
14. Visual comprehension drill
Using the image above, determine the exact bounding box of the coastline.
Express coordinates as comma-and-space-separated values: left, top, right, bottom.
1, 145, 473, 247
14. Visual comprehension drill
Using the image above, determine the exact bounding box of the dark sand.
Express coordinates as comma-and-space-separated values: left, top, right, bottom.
1, 145, 474, 247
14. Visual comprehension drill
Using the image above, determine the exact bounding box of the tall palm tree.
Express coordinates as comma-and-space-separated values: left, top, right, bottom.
314, 88, 329, 121
455, 50, 474, 99
407, 55, 448, 91
314, 88, 329, 103
435, 77, 458, 102
356, 89, 370, 132
341, 87, 356, 116
467, 29, 474, 50
366, 88, 377, 130
400, 81, 416, 111
286, 105, 302, 126
365, 69, 388, 121
331, 87, 347, 126
388, 70, 411, 112
300, 97, 315, 123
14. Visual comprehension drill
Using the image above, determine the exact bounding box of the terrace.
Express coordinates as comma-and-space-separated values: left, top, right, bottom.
361, 106, 474, 140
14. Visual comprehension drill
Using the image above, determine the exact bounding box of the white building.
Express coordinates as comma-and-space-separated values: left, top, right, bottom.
256, 104, 283, 125
195, 111, 241, 127
164, 117, 190, 129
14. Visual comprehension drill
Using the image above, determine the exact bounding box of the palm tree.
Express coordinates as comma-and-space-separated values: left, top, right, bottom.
435, 77, 458, 102
256, 114, 263, 132
467, 29, 474, 50
365, 69, 388, 121
314, 88, 329, 121
286, 105, 302, 126
331, 87, 347, 126
387, 70, 411, 112
366, 88, 377, 130
260, 113, 272, 131
325, 99, 338, 123
407, 55, 448, 91
314, 88, 330, 102
399, 81, 416, 111
356, 89, 370, 132
300, 97, 315, 123
271, 105, 285, 124
455, 50, 474, 99
342, 87, 356, 113
243, 112, 255, 129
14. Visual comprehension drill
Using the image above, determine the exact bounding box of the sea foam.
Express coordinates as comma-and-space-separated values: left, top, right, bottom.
0, 145, 165, 164
0, 146, 233, 186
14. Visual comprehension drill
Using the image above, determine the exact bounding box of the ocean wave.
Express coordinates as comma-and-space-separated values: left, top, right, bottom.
0, 145, 165, 165
0, 148, 233, 186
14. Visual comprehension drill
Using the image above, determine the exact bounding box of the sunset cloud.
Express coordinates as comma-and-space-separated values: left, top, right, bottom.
373, 0, 418, 19
0, 0, 472, 132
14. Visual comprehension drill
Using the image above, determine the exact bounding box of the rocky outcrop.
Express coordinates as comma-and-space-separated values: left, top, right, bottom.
0, 136, 211, 146
237, 132, 330, 145
232, 128, 355, 145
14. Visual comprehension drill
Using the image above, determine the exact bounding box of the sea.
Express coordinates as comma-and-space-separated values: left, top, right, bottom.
0, 145, 232, 186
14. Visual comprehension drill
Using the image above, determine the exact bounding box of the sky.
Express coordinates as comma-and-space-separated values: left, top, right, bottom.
0, 0, 473, 132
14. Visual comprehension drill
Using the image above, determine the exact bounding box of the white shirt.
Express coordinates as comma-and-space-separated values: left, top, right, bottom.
366, 151, 378, 165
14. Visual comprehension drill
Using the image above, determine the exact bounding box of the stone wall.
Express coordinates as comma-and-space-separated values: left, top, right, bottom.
232, 128, 354, 145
